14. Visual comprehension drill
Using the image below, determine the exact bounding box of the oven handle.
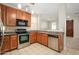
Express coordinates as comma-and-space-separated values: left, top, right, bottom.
18, 34, 29, 36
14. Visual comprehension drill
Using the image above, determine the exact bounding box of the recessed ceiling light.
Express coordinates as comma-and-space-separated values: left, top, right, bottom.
18, 4, 21, 9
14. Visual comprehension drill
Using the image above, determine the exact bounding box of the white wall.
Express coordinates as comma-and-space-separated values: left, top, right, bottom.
73, 16, 79, 39
31, 14, 38, 30
66, 16, 79, 38
58, 4, 66, 49
66, 15, 79, 50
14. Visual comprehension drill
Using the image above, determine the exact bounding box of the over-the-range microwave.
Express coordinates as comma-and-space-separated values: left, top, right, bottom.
16, 19, 28, 26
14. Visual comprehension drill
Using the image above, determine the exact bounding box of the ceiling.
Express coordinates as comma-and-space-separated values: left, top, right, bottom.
4, 3, 79, 21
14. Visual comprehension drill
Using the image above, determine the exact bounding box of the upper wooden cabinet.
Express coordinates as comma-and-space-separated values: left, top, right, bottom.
0, 4, 16, 26
0, 4, 31, 27
0, 4, 7, 25
6, 6, 16, 26
16, 10, 23, 19
16, 10, 31, 27
16, 10, 31, 20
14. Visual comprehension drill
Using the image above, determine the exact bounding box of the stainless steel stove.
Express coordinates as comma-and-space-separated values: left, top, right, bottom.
16, 29, 30, 49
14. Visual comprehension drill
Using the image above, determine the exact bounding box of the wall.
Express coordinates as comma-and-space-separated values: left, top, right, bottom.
66, 16, 79, 50
30, 14, 38, 30
58, 4, 66, 49
38, 17, 58, 30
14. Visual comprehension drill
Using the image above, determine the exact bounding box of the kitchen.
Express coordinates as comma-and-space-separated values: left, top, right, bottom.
0, 3, 79, 55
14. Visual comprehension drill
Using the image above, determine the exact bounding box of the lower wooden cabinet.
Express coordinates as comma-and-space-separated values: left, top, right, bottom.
29, 32, 48, 46
29, 32, 37, 44
1, 34, 18, 52
41, 33, 48, 46
58, 33, 63, 52
1, 35, 10, 52
37, 33, 42, 44
10, 34, 18, 49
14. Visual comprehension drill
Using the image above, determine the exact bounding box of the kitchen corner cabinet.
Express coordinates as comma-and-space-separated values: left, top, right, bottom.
6, 6, 16, 26
29, 32, 37, 44
29, 32, 48, 46
1, 35, 10, 52
37, 33, 48, 46
10, 34, 18, 49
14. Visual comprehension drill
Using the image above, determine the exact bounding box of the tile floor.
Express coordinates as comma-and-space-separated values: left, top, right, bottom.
2, 43, 79, 55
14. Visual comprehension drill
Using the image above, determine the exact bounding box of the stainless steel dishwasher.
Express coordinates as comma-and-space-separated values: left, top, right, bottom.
48, 34, 58, 51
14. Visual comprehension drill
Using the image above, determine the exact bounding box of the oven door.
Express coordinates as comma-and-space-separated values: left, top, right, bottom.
18, 34, 29, 44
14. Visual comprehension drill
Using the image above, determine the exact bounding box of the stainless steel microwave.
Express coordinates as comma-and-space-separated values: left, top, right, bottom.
16, 19, 28, 26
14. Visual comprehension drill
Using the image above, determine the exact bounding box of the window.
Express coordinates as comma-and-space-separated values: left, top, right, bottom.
51, 22, 56, 30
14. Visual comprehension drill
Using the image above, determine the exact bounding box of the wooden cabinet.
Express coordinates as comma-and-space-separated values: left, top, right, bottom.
1, 34, 18, 53
6, 7, 16, 26
16, 10, 31, 27
37, 33, 42, 44
29, 32, 37, 44
37, 32, 48, 46
16, 10, 23, 19
29, 32, 48, 46
0, 4, 31, 27
1, 35, 10, 52
41, 33, 48, 46
0, 4, 7, 25
0, 4, 16, 26
58, 33, 63, 52
10, 34, 18, 49
27, 14, 31, 27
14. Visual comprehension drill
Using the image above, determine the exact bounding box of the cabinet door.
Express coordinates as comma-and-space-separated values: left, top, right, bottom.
28, 14, 31, 27
22, 12, 27, 20
0, 5, 7, 25
16, 10, 23, 19
42, 33, 48, 46
10, 34, 18, 49
23, 12, 31, 27
1, 36, 10, 52
29, 32, 37, 44
7, 7, 16, 26
58, 33, 63, 52
37, 33, 42, 44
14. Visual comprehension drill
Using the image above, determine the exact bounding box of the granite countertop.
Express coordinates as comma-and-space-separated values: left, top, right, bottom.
27, 29, 64, 35
0, 32, 17, 36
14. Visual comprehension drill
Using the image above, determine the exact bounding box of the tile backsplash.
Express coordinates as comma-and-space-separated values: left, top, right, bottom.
4, 26, 31, 32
